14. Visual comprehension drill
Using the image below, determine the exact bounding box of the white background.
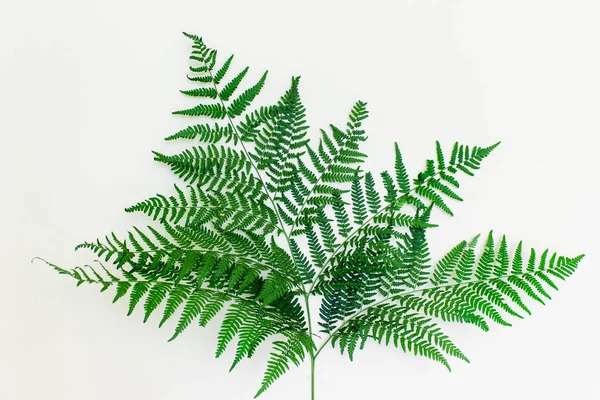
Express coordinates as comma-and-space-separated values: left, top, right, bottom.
1, 1, 599, 399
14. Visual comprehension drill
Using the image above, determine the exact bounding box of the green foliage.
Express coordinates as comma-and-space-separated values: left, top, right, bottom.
38, 33, 584, 399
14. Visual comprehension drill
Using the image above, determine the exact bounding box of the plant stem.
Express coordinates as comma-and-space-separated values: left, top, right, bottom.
310, 354, 316, 400
303, 293, 316, 399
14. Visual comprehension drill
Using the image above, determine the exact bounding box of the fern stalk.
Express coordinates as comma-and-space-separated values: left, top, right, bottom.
38, 33, 584, 400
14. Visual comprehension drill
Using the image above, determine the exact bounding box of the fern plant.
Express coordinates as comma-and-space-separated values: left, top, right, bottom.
36, 33, 584, 399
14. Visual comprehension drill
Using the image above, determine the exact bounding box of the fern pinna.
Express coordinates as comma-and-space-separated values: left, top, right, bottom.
36, 33, 584, 399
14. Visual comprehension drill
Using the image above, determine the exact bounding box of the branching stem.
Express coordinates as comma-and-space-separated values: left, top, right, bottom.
304, 293, 317, 400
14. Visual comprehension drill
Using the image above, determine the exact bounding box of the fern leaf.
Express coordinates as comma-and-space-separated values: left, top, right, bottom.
214, 54, 233, 85
169, 290, 212, 341
394, 143, 411, 193
159, 285, 192, 328
113, 281, 132, 303
289, 239, 315, 285
364, 172, 382, 214
180, 87, 218, 99
435, 141, 446, 170
475, 231, 496, 280
255, 332, 314, 398
415, 186, 453, 216
454, 235, 480, 283
220, 66, 249, 101
430, 240, 467, 286
350, 176, 367, 225
39, 32, 584, 399
143, 283, 173, 323
172, 103, 227, 118
216, 302, 250, 357
332, 193, 352, 238
228, 71, 268, 117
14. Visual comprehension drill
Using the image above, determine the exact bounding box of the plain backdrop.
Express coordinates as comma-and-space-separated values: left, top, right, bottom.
1, 1, 599, 399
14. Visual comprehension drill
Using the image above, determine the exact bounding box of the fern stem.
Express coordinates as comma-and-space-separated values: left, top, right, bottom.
303, 294, 315, 343
310, 354, 316, 400
303, 293, 317, 400
314, 337, 330, 359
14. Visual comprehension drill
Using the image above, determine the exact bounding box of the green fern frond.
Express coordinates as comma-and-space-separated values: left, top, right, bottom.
350, 175, 367, 225
39, 33, 584, 399
169, 289, 214, 341
331, 307, 459, 369
410, 141, 500, 215
214, 54, 234, 85
251, 77, 310, 200
255, 331, 315, 398
475, 231, 496, 280
364, 172, 382, 213
323, 233, 582, 370
394, 143, 411, 194
173, 103, 227, 118
290, 101, 368, 229
220, 66, 249, 101
144, 282, 173, 323
180, 87, 218, 99
165, 123, 235, 143
228, 71, 268, 117
430, 240, 467, 286
404, 210, 432, 288
454, 234, 480, 283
